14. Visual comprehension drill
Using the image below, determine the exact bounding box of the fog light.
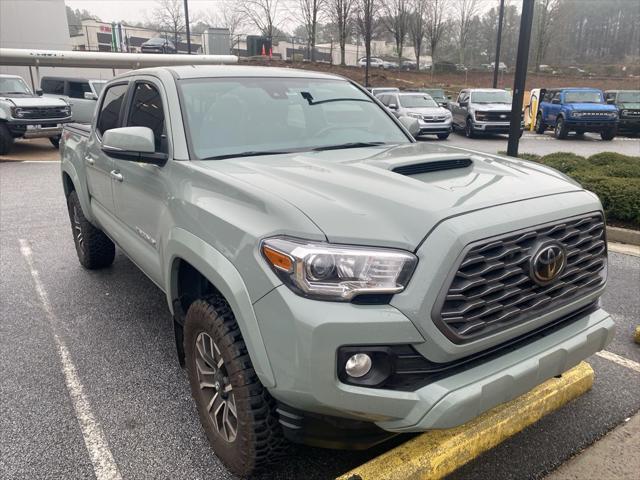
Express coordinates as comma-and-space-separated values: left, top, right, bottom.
345, 353, 372, 378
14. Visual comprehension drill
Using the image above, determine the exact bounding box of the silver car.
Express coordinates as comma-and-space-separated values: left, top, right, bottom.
377, 91, 452, 139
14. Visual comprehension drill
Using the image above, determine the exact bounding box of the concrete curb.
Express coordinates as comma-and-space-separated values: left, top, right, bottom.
607, 226, 640, 246
337, 362, 594, 480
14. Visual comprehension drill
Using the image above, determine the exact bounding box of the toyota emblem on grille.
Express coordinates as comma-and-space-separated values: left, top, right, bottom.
530, 242, 566, 285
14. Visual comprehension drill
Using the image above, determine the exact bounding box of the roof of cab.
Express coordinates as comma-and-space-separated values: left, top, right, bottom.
125, 65, 346, 81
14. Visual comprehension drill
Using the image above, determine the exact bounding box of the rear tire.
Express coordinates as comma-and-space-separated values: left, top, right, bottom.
0, 123, 13, 155
600, 129, 616, 141
184, 296, 287, 477
49, 136, 60, 149
437, 132, 450, 140
554, 116, 569, 139
67, 191, 115, 269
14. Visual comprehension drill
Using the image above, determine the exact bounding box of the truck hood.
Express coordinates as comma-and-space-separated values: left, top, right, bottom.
564, 103, 617, 112
618, 102, 640, 109
406, 106, 450, 116
195, 142, 583, 250
0, 95, 68, 107
469, 103, 512, 111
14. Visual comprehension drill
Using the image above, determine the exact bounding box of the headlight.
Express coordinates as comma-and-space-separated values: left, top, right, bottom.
608, 111, 618, 118
62, 106, 71, 116
12, 107, 24, 118
474, 111, 487, 121
621, 109, 628, 117
407, 112, 423, 119
444, 110, 452, 118
261, 237, 417, 301
571, 111, 582, 117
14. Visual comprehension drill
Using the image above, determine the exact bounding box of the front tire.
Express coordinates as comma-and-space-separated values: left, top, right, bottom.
535, 113, 546, 134
465, 118, 476, 138
554, 116, 569, 139
437, 132, 450, 140
184, 296, 286, 477
0, 123, 13, 155
67, 191, 115, 269
600, 129, 616, 141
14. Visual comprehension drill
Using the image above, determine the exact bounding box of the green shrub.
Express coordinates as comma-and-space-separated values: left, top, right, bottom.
512, 151, 639, 227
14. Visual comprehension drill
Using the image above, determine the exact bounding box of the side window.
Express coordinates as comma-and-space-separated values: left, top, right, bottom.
459, 91, 469, 103
41, 79, 64, 95
97, 83, 128, 137
379, 95, 389, 106
68, 81, 91, 99
543, 90, 554, 102
552, 91, 562, 103
127, 82, 165, 152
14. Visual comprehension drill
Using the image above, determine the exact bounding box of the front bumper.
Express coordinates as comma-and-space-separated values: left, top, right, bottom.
6, 120, 69, 138
618, 118, 640, 133
417, 120, 452, 135
254, 284, 613, 433
472, 120, 524, 134
565, 119, 617, 131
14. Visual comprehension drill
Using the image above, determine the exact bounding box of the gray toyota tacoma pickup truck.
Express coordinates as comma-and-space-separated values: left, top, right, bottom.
60, 66, 614, 477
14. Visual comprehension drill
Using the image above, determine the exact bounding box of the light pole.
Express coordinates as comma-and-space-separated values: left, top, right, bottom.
493, 0, 505, 88
507, 0, 535, 157
184, 0, 191, 54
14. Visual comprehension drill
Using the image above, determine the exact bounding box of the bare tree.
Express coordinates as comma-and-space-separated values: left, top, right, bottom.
355, 0, 376, 86
239, 0, 282, 39
326, 0, 354, 65
153, 0, 185, 47
532, 0, 560, 71
296, 0, 325, 61
381, 0, 409, 65
409, 0, 428, 71
452, 0, 482, 65
424, 0, 448, 74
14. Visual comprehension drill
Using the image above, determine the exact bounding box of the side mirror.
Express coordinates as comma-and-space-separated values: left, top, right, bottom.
388, 103, 398, 109
606, 98, 615, 104
459, 101, 467, 107
398, 116, 421, 138
447, 95, 452, 100
84, 92, 98, 100
101, 126, 167, 165
36, 89, 43, 96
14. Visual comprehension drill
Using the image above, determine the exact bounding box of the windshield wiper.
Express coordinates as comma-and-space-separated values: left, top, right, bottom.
312, 141, 387, 151
202, 150, 297, 160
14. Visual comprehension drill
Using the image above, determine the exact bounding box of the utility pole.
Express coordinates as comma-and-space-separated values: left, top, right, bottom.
184, 0, 191, 54
507, 0, 535, 157
493, 0, 505, 88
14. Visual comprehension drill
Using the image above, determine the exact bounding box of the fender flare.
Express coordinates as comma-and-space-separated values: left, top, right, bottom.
164, 227, 276, 388
61, 159, 94, 223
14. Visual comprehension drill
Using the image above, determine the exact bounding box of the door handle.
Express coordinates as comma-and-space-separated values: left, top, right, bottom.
110, 170, 123, 182
85, 156, 95, 165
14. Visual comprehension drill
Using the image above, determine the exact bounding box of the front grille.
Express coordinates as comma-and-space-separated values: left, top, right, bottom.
19, 107, 69, 120
421, 115, 447, 123
434, 213, 606, 343
481, 111, 511, 122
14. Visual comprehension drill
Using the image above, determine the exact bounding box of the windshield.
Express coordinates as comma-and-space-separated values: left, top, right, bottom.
179, 77, 410, 160
564, 91, 603, 103
0, 77, 31, 95
400, 95, 438, 108
424, 89, 445, 100
618, 91, 640, 103
470, 90, 512, 104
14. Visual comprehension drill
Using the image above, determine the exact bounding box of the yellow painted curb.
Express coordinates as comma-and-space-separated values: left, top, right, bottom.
634, 326, 640, 345
337, 362, 594, 480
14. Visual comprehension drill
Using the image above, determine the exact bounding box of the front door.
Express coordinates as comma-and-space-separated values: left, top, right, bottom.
111, 79, 171, 286
85, 82, 128, 214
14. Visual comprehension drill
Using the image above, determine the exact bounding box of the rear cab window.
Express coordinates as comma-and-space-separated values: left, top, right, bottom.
68, 81, 91, 99
96, 83, 128, 137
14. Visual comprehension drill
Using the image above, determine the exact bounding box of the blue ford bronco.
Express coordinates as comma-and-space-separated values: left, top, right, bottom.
535, 88, 618, 140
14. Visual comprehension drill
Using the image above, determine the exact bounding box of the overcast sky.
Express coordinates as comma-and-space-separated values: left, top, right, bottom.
65, 0, 226, 25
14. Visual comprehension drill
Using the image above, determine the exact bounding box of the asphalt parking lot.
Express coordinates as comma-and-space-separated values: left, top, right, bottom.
1, 160, 638, 480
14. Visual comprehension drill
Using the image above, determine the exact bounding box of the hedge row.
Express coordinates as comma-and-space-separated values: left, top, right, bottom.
511, 152, 640, 227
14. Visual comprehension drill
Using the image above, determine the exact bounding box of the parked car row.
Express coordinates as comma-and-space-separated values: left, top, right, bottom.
0, 73, 108, 155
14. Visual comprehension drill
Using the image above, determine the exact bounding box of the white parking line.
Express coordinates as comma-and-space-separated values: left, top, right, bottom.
18, 239, 123, 480
596, 350, 640, 374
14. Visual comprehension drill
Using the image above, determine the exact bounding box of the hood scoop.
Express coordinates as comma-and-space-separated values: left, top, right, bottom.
392, 158, 472, 176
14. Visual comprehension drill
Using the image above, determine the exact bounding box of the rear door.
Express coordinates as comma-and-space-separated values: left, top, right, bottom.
111, 78, 171, 285
85, 82, 129, 214
453, 90, 468, 126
